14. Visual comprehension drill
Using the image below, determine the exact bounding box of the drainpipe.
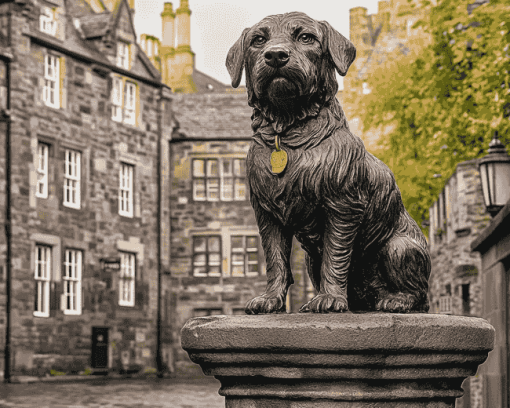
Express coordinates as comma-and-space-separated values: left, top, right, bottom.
2, 52, 12, 384
156, 87, 163, 377
2, 5, 13, 383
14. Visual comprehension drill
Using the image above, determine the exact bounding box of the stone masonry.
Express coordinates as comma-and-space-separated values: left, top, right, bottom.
427, 158, 491, 408
0, 0, 173, 379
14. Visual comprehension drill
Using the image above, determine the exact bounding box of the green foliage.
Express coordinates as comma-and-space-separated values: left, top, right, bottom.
50, 369, 66, 376
345, 0, 510, 229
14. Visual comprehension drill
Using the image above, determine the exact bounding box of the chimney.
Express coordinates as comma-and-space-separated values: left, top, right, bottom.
175, 0, 191, 50
161, 2, 176, 49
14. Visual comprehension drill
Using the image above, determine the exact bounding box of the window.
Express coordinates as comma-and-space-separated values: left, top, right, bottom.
63, 249, 82, 315
43, 54, 59, 108
124, 82, 136, 125
193, 158, 246, 202
231, 235, 259, 277
116, 41, 129, 70
119, 252, 135, 306
112, 77, 123, 122
40, 6, 57, 36
111, 77, 137, 125
36, 142, 49, 198
154, 42, 158, 56
34, 245, 51, 317
439, 295, 452, 314
63, 149, 81, 208
119, 163, 134, 217
192, 235, 221, 277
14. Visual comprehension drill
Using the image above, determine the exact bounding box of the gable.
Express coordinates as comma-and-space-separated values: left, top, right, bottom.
113, 0, 136, 44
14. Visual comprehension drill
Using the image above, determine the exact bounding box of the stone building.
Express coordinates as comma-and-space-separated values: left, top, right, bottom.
427, 159, 491, 408
472, 198, 510, 408
140, 1, 235, 94
0, 0, 174, 380
344, 1, 430, 151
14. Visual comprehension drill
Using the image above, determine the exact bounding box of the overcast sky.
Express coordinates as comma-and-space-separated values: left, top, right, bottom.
134, 0, 382, 87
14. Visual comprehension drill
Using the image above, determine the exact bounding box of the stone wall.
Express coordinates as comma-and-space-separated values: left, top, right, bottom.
427, 159, 490, 407
0, 1, 173, 378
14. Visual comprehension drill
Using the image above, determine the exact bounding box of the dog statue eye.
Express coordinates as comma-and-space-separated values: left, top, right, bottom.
252, 36, 267, 46
298, 33, 315, 44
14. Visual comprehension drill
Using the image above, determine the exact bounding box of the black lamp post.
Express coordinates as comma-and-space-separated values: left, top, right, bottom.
479, 131, 510, 217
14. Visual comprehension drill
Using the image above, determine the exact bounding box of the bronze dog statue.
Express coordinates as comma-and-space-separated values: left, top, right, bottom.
226, 12, 431, 314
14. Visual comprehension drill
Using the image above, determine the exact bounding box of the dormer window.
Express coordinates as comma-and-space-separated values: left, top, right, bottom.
116, 41, 130, 70
40, 6, 57, 36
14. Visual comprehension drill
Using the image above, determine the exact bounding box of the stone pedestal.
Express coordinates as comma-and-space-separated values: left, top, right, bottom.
181, 313, 494, 407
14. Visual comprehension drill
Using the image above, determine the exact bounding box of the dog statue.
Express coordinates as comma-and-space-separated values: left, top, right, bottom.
226, 12, 431, 314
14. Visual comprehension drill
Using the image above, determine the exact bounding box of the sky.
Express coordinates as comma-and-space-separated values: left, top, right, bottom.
134, 0, 383, 88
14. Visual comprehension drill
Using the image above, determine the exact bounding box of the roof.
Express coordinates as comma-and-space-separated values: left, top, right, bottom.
192, 69, 229, 94
171, 93, 253, 140
25, 0, 162, 84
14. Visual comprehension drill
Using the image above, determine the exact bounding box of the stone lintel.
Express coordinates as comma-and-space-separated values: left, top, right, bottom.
181, 313, 494, 407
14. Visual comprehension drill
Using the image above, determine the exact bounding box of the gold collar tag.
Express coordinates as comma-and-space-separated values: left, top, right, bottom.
271, 135, 288, 175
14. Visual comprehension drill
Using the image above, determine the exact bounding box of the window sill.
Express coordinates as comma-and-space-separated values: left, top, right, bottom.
63, 310, 82, 316
63, 203, 81, 210
33, 311, 49, 318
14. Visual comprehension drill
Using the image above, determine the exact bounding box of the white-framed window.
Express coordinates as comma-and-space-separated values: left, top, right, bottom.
116, 41, 129, 70
119, 163, 134, 217
439, 295, 452, 314
231, 235, 259, 277
40, 6, 57, 36
34, 245, 51, 317
36, 142, 49, 198
119, 252, 135, 306
111, 77, 137, 125
193, 158, 246, 202
147, 39, 152, 57
63, 149, 81, 208
124, 82, 136, 125
192, 235, 221, 277
111, 77, 123, 122
43, 54, 59, 108
154, 42, 158, 56
63, 249, 82, 315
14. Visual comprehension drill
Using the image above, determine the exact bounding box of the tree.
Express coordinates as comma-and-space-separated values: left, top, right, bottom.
344, 0, 510, 230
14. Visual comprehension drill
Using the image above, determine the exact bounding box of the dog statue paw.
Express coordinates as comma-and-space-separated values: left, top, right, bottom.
226, 12, 431, 314
245, 293, 287, 315
299, 293, 348, 313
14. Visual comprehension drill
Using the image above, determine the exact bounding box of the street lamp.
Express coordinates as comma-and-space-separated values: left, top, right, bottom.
479, 131, 510, 217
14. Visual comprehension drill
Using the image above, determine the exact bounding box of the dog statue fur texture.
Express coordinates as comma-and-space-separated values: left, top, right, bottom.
226, 12, 431, 314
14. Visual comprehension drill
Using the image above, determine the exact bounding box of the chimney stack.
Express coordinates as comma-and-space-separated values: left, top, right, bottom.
161, 2, 176, 49
175, 0, 191, 50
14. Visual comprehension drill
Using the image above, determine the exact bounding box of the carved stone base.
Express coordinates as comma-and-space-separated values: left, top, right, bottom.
181, 313, 494, 407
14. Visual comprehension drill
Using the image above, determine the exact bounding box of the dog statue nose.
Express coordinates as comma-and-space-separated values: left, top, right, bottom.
264, 47, 290, 68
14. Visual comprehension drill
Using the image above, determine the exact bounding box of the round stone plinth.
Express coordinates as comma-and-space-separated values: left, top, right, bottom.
181, 313, 494, 407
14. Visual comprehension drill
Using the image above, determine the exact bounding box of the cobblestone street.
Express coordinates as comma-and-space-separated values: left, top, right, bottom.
0, 377, 224, 408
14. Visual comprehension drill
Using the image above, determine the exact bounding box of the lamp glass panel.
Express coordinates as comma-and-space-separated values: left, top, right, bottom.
494, 162, 510, 206
479, 163, 491, 208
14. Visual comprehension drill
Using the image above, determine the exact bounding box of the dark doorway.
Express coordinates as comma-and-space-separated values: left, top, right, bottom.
91, 327, 109, 370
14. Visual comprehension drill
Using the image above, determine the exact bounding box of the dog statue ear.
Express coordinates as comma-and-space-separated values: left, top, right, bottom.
320, 21, 356, 77
226, 28, 250, 88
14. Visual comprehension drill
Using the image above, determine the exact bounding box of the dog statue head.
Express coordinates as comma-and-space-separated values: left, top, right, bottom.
226, 12, 356, 134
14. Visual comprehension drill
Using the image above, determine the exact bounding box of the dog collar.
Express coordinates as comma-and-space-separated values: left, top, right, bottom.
270, 135, 288, 175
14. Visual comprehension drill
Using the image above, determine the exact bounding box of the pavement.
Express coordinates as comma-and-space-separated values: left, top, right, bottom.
0, 377, 225, 408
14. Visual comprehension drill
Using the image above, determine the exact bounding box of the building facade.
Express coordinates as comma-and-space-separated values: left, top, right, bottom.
0, 0, 174, 380
427, 159, 491, 408
472, 199, 510, 408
